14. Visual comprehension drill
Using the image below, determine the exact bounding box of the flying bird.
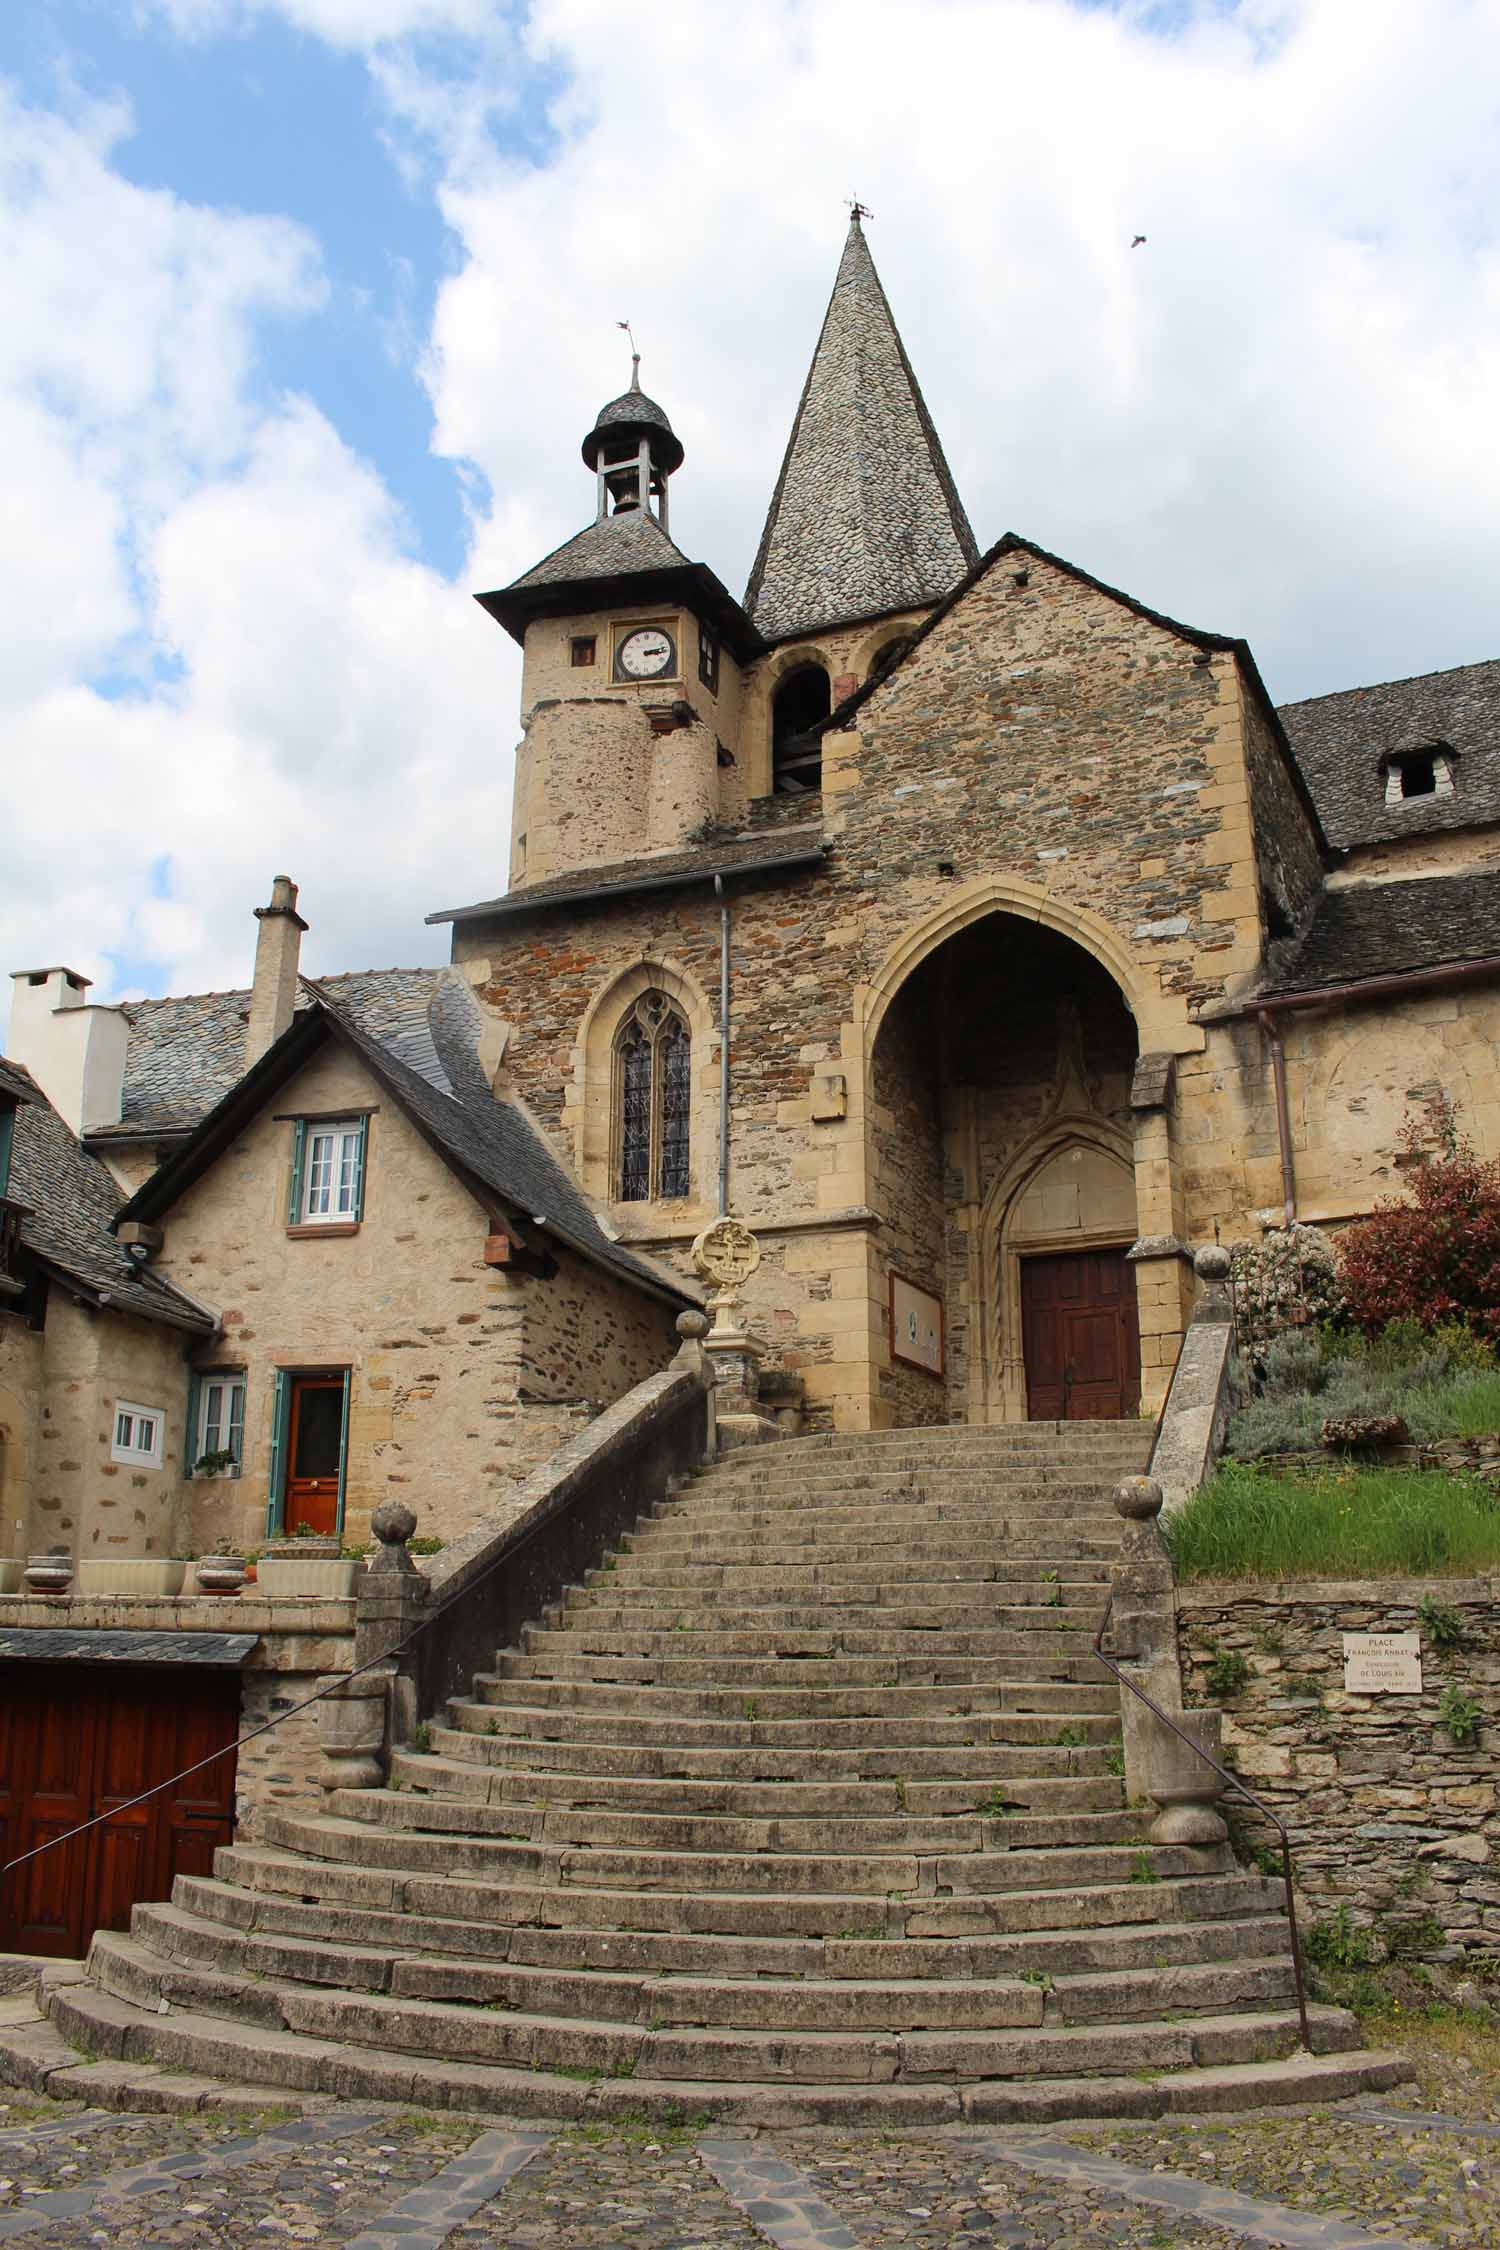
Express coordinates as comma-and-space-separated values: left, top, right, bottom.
1131, 234, 1147, 249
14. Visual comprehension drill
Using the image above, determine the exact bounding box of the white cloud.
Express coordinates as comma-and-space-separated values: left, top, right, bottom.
0, 82, 509, 1037
402, 0, 1500, 702
6, 0, 1500, 1044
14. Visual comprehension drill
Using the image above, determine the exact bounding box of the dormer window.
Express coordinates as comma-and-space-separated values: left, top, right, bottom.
1383, 744, 1456, 805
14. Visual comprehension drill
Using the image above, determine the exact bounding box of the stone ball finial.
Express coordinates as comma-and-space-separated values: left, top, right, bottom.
1114, 1474, 1164, 1521
371, 1500, 417, 1550
1194, 1244, 1231, 1283
676, 1310, 710, 1341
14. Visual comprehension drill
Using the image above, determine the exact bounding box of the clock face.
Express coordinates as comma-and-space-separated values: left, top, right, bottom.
616, 625, 676, 681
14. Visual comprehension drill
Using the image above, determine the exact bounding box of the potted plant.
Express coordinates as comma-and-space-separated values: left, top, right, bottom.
257, 1525, 360, 1598
193, 1447, 238, 1478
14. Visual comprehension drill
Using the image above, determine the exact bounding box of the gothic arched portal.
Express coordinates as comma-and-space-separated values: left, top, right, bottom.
867, 910, 1148, 1425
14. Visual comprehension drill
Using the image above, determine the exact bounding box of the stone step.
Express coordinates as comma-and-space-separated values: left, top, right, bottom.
334, 1785, 1145, 1858
260, 1808, 1218, 1898
426, 1725, 1119, 1777
387, 1749, 1124, 1816
621, 1531, 1124, 1563
213, 1843, 1280, 1940
131, 1900, 1302, 2035
521, 1616, 1103, 1654
180, 1867, 1294, 1985
446, 1700, 1121, 1748
43, 1977, 1405, 2127
595, 1561, 1115, 1590
705, 1425, 1150, 1464
570, 1576, 1110, 1608
634, 1502, 1124, 1536
80, 1931, 1353, 2091
491, 1653, 1111, 1690
657, 1485, 1132, 1515
470, 1675, 1118, 1715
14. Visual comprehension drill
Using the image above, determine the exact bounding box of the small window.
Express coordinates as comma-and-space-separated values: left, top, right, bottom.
112, 1402, 164, 1467
287, 1117, 367, 1228
1384, 744, 1455, 804
570, 636, 596, 668
771, 663, 830, 794
192, 1372, 245, 1476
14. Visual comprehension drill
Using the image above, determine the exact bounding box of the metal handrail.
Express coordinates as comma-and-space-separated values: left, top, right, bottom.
1093, 1593, 1312, 2052
1, 1376, 709, 1890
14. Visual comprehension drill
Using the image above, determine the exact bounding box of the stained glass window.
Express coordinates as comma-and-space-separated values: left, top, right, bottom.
614, 993, 691, 1202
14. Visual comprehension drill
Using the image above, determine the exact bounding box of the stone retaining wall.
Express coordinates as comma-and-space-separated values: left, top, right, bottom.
1177, 1576, 1500, 1955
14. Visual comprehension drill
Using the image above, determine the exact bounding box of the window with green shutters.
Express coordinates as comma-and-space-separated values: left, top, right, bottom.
186, 1370, 245, 1477
287, 1116, 368, 1226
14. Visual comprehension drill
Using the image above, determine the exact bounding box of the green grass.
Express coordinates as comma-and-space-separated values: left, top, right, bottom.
1165, 1461, 1500, 1581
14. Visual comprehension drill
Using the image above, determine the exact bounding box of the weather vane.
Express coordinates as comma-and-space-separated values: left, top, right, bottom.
616, 318, 640, 387
847, 198, 873, 223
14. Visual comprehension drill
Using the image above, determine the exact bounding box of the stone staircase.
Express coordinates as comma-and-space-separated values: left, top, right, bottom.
39, 1423, 1406, 2123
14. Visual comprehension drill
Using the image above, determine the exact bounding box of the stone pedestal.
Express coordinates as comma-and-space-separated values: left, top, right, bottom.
316, 1666, 390, 1791
691, 1217, 781, 1451
1109, 1474, 1227, 1847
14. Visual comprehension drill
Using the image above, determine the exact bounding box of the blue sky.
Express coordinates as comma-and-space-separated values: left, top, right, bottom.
1, 2, 473, 576
1, 0, 1497, 1023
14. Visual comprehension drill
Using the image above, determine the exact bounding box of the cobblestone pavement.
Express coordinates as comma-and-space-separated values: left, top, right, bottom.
0, 2087, 1491, 2247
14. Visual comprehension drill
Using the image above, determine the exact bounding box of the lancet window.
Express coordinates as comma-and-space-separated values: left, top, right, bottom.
614, 992, 692, 1202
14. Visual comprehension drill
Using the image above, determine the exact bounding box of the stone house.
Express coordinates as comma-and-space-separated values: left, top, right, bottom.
3, 914, 689, 1572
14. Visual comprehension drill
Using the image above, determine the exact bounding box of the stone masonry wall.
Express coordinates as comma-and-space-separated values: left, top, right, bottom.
1236, 678, 1326, 939
0, 1314, 43, 1562
32, 1296, 190, 1564
1177, 981, 1500, 1243
1178, 1580, 1500, 1955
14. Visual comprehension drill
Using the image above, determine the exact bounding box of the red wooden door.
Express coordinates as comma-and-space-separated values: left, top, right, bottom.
284, 1375, 344, 1537
1021, 1249, 1141, 1420
0, 1666, 239, 1957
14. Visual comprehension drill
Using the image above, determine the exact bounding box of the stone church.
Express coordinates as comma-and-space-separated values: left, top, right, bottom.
1, 205, 1492, 2117
434, 208, 1500, 1434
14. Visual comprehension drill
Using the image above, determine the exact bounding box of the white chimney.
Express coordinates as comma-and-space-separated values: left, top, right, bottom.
6, 968, 128, 1135
245, 875, 308, 1069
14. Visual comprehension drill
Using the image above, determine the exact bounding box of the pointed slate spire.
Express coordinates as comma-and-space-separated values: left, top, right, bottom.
745, 212, 979, 644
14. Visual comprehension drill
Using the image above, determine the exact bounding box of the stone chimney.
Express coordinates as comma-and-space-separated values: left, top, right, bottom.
245, 876, 308, 1070
6, 967, 128, 1136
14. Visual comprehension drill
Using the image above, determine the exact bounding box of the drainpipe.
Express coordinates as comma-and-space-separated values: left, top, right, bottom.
1257, 1010, 1297, 1228
715, 875, 730, 1216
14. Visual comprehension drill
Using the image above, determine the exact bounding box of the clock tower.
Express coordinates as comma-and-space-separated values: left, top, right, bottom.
476, 370, 758, 891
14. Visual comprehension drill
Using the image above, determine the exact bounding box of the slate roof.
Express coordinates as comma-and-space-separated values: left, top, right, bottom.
116, 982, 693, 1311
1265, 871, 1500, 997
744, 214, 979, 646
506, 507, 694, 594
4, 1059, 213, 1330
429, 827, 828, 926
0, 1628, 256, 1664
1277, 657, 1500, 852
0, 1056, 36, 1107
109, 968, 452, 1138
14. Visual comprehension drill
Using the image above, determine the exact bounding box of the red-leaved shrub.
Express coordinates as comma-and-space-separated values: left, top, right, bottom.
1336, 1097, 1500, 1343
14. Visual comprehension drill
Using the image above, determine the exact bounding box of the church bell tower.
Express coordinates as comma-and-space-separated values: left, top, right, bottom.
475, 362, 754, 892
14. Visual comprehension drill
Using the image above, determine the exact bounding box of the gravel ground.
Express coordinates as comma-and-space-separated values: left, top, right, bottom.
0, 2022, 1492, 2249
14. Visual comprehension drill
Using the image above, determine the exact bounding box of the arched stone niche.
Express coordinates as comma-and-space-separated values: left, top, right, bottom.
980, 1128, 1138, 1423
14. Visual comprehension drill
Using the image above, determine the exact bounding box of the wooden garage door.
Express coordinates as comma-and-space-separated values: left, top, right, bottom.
0, 1665, 238, 1957
1021, 1248, 1141, 1421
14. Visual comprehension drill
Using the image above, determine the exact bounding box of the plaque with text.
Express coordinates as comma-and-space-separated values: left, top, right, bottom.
1342, 1631, 1422, 1694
